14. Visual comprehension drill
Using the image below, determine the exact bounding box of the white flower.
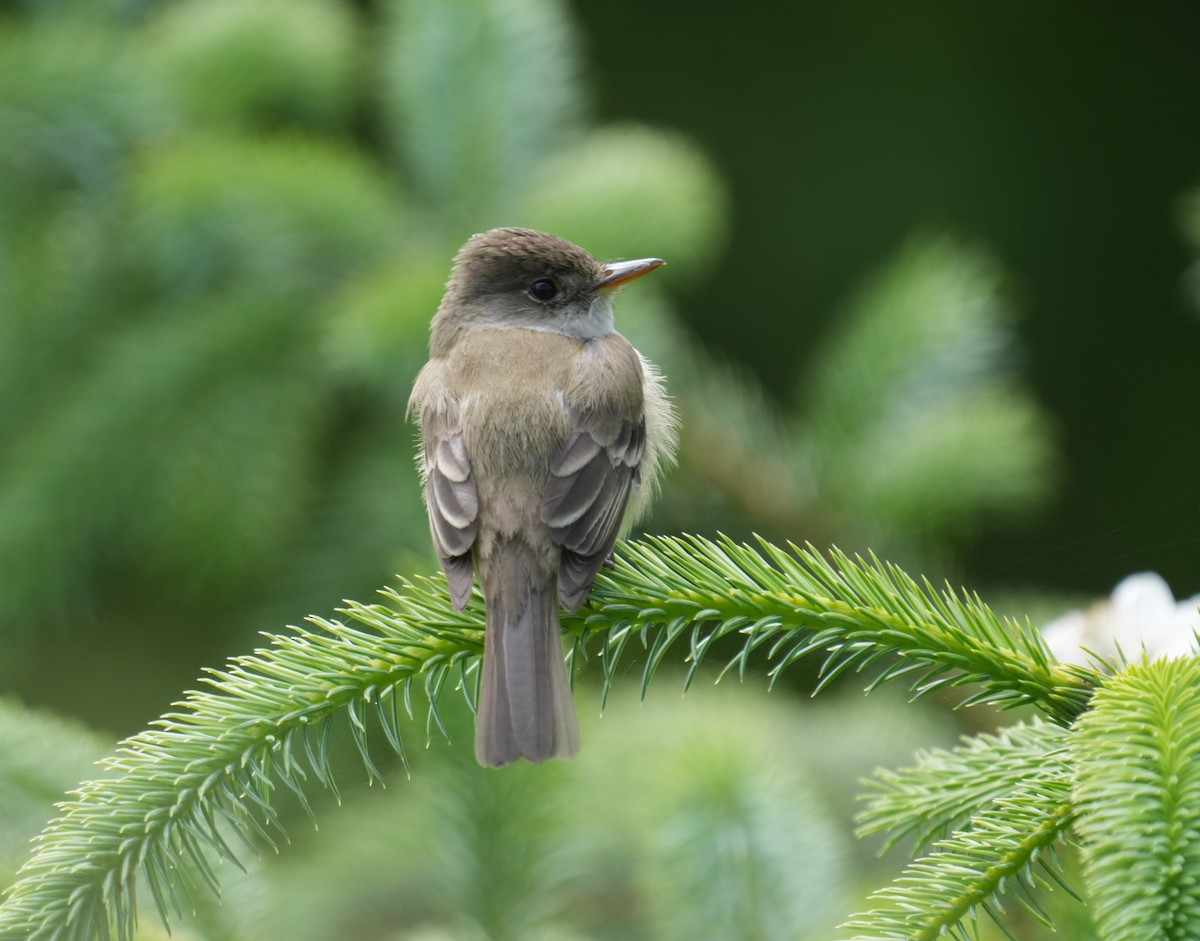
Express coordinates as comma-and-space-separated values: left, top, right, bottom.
1041, 572, 1200, 666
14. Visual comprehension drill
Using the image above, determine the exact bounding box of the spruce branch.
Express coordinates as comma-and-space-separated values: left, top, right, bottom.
858, 718, 1069, 853
0, 581, 484, 941
841, 769, 1077, 941
580, 535, 1094, 724
1072, 657, 1200, 941
0, 535, 1097, 940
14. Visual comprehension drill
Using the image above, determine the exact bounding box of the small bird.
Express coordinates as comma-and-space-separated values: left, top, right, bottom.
408, 227, 676, 767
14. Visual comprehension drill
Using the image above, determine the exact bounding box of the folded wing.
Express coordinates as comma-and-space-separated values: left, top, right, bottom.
420, 408, 479, 609
541, 411, 645, 610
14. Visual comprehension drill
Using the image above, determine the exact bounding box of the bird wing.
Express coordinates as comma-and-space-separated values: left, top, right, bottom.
541, 336, 646, 612
418, 406, 479, 609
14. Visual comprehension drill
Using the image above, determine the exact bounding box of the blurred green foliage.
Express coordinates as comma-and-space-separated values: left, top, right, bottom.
0, 0, 1050, 684
0, 0, 1084, 938
145, 0, 358, 132
0, 0, 737, 666
245, 686, 941, 941
0, 700, 107, 888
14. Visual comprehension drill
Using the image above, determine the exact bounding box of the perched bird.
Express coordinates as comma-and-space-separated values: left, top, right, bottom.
408, 227, 676, 767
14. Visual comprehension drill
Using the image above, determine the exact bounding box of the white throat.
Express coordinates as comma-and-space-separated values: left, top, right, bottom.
560, 294, 615, 339
479, 294, 615, 340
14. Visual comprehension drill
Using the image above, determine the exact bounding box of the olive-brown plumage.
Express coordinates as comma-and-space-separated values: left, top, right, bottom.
409, 228, 675, 767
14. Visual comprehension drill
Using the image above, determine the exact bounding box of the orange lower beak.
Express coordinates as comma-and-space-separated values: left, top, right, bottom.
594, 257, 665, 292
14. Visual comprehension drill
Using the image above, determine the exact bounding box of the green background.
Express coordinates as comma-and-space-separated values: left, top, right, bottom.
578, 0, 1200, 592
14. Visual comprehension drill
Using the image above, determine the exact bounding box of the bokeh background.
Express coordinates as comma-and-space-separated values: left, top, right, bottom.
1, 0, 1198, 938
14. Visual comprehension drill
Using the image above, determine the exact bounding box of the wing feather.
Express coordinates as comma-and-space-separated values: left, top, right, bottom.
541, 412, 645, 611
420, 407, 479, 609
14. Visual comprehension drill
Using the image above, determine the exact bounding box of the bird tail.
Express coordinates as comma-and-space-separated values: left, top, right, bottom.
475, 540, 580, 767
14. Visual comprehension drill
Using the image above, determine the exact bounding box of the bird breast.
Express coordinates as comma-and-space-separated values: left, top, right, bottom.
451, 328, 579, 482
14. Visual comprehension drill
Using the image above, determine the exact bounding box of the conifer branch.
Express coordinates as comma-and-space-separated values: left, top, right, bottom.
0, 535, 1097, 940
858, 718, 1069, 853
1073, 657, 1200, 941
580, 535, 1094, 724
841, 769, 1076, 941
0, 578, 482, 941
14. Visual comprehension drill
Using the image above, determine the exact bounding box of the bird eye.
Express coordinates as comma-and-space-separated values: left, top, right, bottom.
529, 279, 558, 301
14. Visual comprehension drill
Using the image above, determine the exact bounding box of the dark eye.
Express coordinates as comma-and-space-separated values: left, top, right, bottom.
529, 279, 558, 301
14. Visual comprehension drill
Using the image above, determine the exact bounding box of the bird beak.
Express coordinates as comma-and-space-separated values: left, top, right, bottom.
594, 257, 665, 293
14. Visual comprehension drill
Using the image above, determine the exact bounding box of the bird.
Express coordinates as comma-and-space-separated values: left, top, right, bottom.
408, 227, 676, 767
